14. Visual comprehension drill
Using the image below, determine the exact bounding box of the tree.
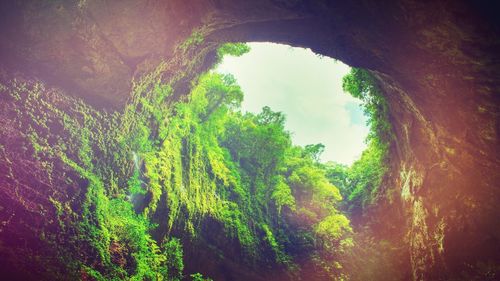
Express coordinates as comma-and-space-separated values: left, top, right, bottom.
338, 68, 392, 215
303, 143, 325, 162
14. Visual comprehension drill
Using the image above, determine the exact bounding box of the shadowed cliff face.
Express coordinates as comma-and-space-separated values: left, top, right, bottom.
0, 0, 499, 280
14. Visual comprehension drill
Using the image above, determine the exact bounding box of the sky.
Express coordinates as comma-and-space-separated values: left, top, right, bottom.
215, 42, 369, 165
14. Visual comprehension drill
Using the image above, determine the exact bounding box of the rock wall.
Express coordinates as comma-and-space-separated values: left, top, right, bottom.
1, 0, 498, 280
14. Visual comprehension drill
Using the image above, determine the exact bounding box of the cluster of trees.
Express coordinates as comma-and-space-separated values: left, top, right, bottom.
323, 68, 392, 218
131, 46, 391, 279
15, 39, 389, 280
146, 68, 353, 279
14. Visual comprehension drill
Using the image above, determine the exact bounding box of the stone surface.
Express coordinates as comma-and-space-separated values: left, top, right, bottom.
0, 0, 499, 280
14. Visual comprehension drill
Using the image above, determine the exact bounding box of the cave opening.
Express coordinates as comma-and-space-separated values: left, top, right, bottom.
0, 1, 498, 280
215, 42, 369, 165
167, 41, 397, 280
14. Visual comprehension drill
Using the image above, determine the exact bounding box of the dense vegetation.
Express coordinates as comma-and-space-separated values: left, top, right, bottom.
324, 68, 392, 218
150, 69, 354, 279
0, 41, 390, 280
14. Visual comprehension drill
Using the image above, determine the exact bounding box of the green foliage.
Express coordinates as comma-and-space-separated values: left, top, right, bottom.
314, 214, 353, 249
179, 30, 205, 52
303, 143, 325, 162
219, 201, 255, 248
272, 176, 296, 214
190, 272, 213, 281
320, 68, 393, 214
149, 72, 247, 235
341, 68, 375, 100
286, 149, 342, 211
128, 169, 146, 195
147, 71, 352, 278
163, 238, 184, 281
217, 42, 251, 60
346, 142, 387, 211
261, 223, 292, 265
342, 68, 392, 147
2, 76, 182, 280
2, 49, 368, 281
196, 72, 244, 119
323, 162, 349, 197
107, 199, 166, 281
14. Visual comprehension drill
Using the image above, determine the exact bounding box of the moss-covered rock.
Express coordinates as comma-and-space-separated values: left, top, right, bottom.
0, 0, 499, 280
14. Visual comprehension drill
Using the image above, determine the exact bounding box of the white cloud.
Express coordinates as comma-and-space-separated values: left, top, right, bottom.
216, 42, 368, 165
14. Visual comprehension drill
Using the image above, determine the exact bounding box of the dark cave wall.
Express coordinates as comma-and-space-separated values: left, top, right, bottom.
0, 0, 499, 280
